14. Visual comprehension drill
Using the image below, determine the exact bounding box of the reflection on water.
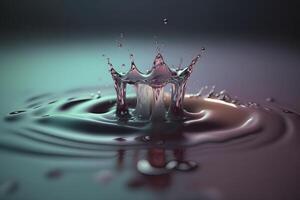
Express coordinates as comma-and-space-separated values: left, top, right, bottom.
1, 87, 300, 200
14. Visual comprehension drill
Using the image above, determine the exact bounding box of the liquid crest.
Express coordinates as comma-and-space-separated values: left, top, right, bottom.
109, 53, 200, 118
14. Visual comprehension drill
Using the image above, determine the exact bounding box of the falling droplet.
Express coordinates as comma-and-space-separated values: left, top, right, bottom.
163, 18, 168, 25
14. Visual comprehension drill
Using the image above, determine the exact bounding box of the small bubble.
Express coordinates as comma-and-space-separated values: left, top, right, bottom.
137, 160, 169, 175
130, 54, 134, 62
96, 91, 102, 98
166, 160, 178, 170
231, 99, 238, 104
142, 135, 151, 142
163, 18, 168, 24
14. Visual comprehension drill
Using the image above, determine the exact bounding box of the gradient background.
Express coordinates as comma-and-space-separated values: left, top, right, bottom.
0, 1, 300, 200
0, 0, 300, 111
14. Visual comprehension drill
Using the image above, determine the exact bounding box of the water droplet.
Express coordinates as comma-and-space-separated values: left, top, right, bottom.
137, 160, 169, 175
165, 160, 178, 170
163, 18, 168, 24
96, 91, 102, 99
142, 135, 151, 142
130, 54, 134, 62
201, 47, 206, 51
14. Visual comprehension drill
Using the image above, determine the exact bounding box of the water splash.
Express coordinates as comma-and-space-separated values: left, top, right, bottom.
109, 53, 200, 119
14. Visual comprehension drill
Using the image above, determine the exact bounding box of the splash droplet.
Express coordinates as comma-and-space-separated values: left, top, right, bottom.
163, 18, 168, 25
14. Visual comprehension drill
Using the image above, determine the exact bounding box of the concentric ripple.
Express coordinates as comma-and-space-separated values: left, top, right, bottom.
2, 88, 300, 158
